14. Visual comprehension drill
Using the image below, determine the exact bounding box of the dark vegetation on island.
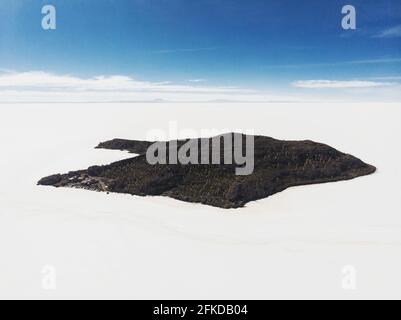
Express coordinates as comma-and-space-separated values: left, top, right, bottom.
38, 134, 376, 209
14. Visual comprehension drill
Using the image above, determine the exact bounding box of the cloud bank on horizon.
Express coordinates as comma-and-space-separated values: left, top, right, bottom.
292, 79, 396, 89
0, 0, 400, 102
1, 70, 400, 103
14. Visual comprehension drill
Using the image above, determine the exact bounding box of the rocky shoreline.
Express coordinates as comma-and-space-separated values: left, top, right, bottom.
38, 133, 376, 209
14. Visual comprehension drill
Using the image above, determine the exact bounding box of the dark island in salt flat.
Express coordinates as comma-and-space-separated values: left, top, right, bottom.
38, 133, 376, 209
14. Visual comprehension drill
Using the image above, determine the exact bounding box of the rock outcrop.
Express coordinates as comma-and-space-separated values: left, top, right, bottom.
38, 133, 376, 209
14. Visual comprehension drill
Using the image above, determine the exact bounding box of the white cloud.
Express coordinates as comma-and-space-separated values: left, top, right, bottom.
263, 57, 401, 69
188, 79, 207, 83
373, 25, 401, 38
153, 47, 219, 54
0, 71, 250, 94
292, 80, 396, 89
368, 76, 401, 81
351, 58, 401, 64
0, 71, 273, 103
1, 71, 401, 103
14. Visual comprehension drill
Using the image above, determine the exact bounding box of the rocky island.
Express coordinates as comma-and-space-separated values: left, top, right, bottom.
38, 133, 376, 209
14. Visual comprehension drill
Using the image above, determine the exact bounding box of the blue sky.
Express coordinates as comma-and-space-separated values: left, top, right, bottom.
0, 0, 400, 102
